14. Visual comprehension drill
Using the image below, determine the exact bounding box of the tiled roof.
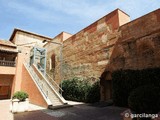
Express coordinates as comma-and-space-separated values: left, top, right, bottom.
0, 40, 16, 47
0, 40, 18, 53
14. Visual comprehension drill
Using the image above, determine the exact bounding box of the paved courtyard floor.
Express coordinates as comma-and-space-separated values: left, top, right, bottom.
1, 99, 127, 120
0, 99, 13, 120
0, 99, 45, 120
14, 104, 126, 120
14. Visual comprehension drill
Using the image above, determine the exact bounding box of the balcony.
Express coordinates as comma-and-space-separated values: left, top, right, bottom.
0, 60, 16, 75
0, 60, 16, 67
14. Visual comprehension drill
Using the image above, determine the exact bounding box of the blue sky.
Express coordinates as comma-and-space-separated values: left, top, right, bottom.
0, 0, 159, 40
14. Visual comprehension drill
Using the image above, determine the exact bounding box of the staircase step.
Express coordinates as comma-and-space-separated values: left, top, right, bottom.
48, 104, 73, 110
53, 102, 62, 104
26, 64, 64, 106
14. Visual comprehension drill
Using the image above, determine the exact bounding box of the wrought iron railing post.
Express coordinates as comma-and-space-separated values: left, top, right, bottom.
0, 60, 16, 67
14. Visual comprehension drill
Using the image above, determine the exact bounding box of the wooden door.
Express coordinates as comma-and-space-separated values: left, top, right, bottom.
0, 86, 10, 99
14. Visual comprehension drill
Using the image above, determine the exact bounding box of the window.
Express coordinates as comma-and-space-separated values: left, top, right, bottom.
50, 54, 56, 70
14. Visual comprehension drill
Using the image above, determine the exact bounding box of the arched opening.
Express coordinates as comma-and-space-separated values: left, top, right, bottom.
100, 71, 112, 101
50, 53, 56, 70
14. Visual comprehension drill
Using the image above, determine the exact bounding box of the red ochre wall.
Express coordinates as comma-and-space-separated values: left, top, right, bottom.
61, 9, 130, 81
11, 53, 48, 108
109, 9, 160, 71
21, 64, 48, 108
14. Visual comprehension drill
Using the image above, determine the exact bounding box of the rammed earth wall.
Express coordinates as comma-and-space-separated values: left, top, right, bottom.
109, 9, 160, 71
61, 9, 130, 80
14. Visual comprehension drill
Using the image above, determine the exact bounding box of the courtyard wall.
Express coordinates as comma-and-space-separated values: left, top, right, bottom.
61, 9, 130, 81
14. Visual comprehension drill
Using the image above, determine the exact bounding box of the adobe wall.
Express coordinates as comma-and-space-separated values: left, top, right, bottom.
109, 9, 160, 71
11, 31, 51, 60
61, 9, 130, 81
100, 9, 160, 101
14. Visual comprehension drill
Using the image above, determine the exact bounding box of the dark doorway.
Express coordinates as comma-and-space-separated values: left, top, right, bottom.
102, 80, 112, 101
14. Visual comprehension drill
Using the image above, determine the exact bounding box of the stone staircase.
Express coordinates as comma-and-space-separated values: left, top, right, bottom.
24, 62, 67, 107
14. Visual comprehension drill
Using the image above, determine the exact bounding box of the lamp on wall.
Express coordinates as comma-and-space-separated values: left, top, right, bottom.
42, 40, 47, 43
43, 40, 63, 95
42, 40, 62, 45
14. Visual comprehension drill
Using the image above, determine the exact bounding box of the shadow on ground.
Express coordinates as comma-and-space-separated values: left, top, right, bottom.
14, 102, 127, 120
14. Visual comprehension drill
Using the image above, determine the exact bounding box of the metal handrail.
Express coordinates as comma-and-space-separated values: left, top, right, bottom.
45, 73, 63, 92
24, 62, 48, 98
36, 64, 63, 93
30, 66, 48, 99
24, 61, 66, 104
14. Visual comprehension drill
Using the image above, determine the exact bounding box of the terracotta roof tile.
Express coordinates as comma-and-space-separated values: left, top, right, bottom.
0, 40, 18, 53
0, 40, 16, 47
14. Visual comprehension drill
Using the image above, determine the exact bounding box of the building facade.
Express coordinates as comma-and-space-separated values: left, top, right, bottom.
100, 9, 160, 101
0, 40, 18, 99
0, 8, 159, 106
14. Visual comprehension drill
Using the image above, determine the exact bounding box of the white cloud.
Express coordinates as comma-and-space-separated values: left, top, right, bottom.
0, 0, 159, 40
7, 1, 60, 24
30, 0, 160, 22
4, 0, 112, 26
31, 0, 111, 21
2, 0, 160, 27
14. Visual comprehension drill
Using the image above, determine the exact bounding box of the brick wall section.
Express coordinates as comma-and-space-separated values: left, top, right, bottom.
61, 9, 130, 81
109, 9, 160, 71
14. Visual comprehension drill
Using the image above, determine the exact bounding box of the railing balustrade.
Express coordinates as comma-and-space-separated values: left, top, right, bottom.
0, 60, 16, 67
37, 63, 63, 95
